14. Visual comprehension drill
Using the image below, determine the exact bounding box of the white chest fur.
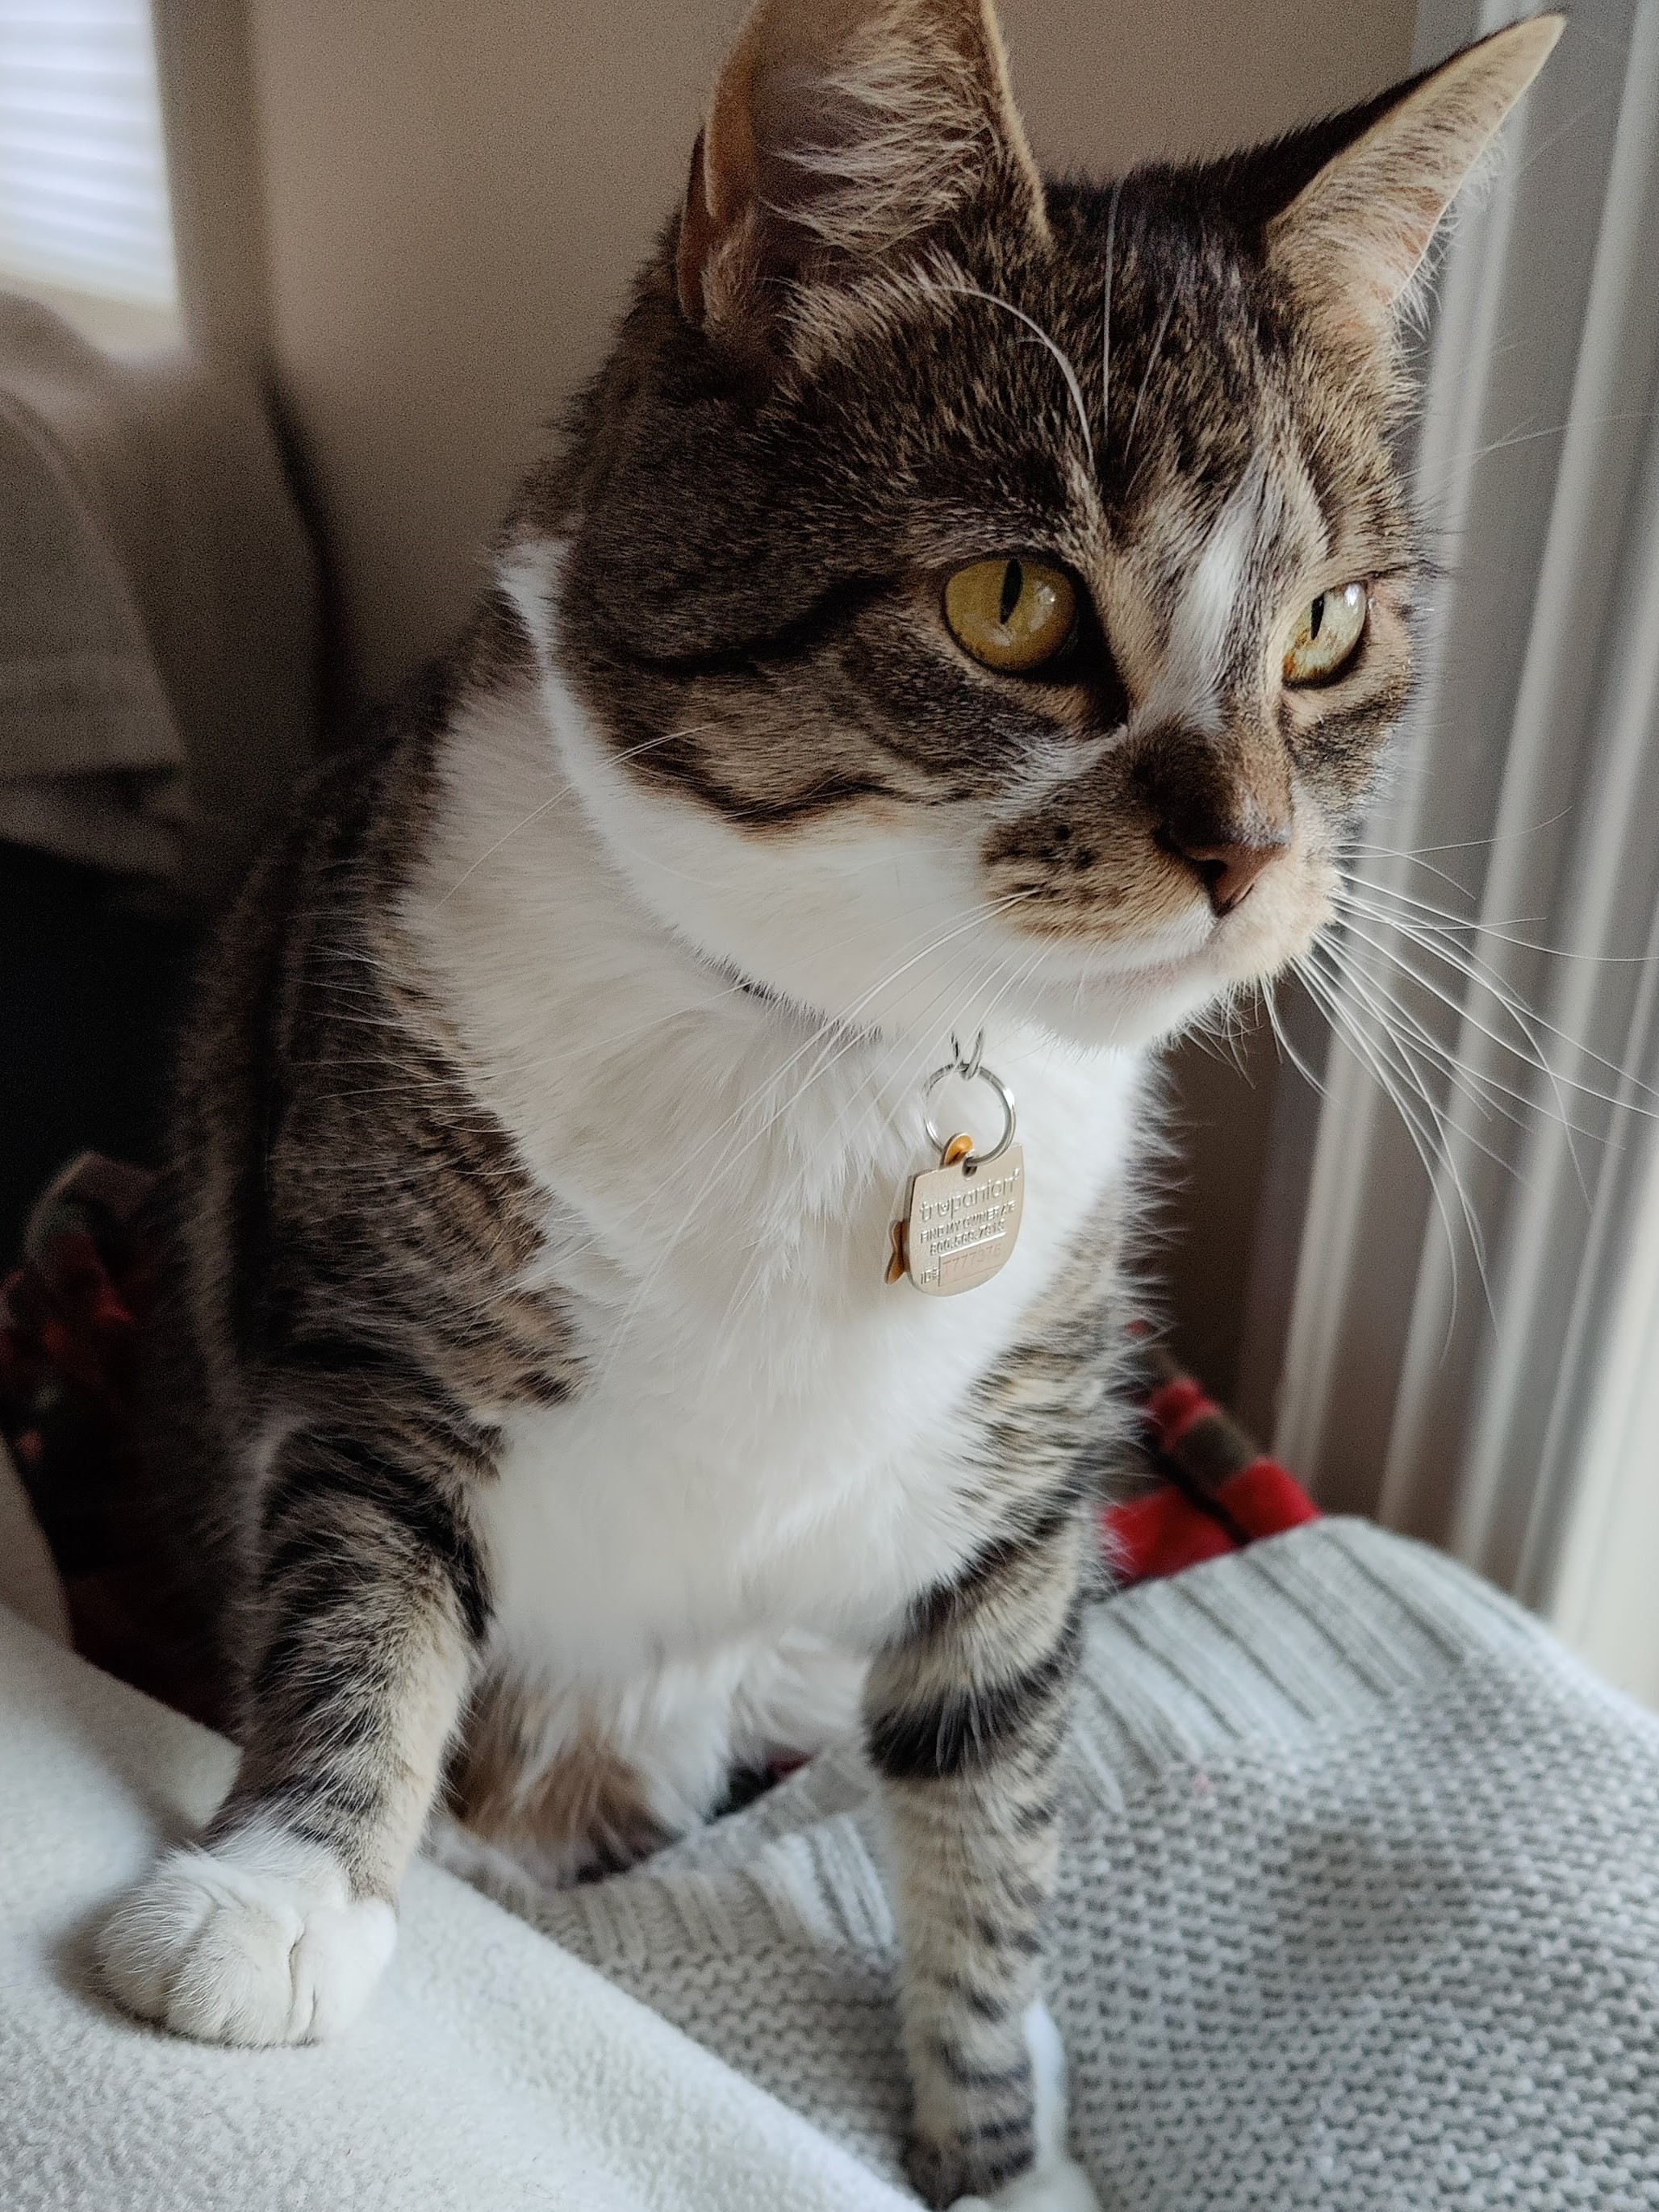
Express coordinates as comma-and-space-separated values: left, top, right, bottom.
403, 682, 1145, 1695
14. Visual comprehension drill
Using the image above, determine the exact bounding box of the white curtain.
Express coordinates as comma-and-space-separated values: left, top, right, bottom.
1257, 0, 1659, 1700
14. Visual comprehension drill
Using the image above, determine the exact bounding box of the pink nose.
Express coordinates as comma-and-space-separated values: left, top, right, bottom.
1161, 832, 1289, 917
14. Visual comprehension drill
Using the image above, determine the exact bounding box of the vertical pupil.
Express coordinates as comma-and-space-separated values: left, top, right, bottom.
1309, 593, 1326, 641
999, 559, 1025, 626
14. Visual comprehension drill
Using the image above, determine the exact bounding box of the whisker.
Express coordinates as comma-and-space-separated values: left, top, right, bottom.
1260, 975, 1327, 1103
1335, 900, 1657, 1117
1327, 936, 1577, 1136
1310, 940, 1534, 1171
1398, 411, 1651, 503
710, 939, 1044, 1348
1296, 953, 1489, 1329
586, 890, 1044, 1375
549, 886, 1052, 1282
559, 886, 1043, 1097
934, 278, 1095, 471
1307, 937, 1540, 1316
1334, 903, 1593, 1196
1343, 871, 1656, 966
1332, 897, 1637, 1208
1100, 179, 1121, 433
1125, 290, 1175, 469
433, 723, 716, 906
1348, 812, 1571, 863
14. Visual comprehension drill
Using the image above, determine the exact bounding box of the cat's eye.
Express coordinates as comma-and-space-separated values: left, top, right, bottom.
944, 557, 1077, 674
1283, 582, 1369, 685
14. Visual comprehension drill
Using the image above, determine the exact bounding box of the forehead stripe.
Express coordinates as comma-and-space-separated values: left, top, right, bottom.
1139, 454, 1275, 737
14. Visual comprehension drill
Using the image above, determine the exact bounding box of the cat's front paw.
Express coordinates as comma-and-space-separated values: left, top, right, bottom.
927, 2002, 1101, 2212
97, 1827, 396, 2046
950, 2156, 1102, 2212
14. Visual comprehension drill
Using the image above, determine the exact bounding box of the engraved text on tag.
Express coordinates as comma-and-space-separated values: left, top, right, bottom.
901, 1143, 1025, 1296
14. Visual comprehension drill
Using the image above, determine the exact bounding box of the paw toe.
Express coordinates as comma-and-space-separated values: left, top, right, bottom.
98, 1837, 395, 2047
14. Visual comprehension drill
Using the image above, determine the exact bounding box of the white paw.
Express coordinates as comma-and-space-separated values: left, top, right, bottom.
951, 2158, 1101, 2212
97, 1826, 396, 2046
951, 2003, 1102, 2212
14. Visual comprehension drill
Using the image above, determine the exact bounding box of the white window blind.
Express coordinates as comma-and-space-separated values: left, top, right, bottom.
0, 0, 177, 314
1253, 0, 1659, 1705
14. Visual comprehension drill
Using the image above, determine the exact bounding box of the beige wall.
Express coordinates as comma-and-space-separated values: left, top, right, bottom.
240, 0, 1415, 700
234, 0, 1416, 1403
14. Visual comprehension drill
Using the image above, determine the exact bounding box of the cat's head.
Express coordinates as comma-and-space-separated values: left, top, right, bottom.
506, 0, 1558, 1053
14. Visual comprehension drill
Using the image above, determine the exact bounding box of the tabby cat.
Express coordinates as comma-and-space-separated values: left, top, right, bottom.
97, 5, 1559, 2204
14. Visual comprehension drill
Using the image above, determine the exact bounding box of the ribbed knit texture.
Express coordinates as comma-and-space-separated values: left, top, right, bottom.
456, 1521, 1659, 2209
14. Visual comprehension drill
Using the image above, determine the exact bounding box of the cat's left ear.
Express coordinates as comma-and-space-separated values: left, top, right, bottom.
677, 0, 1045, 347
1264, 13, 1562, 343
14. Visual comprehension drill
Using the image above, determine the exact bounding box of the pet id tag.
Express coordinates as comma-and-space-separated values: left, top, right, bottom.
887, 1033, 1025, 1297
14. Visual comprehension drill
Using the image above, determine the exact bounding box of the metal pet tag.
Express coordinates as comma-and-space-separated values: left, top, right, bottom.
886, 1033, 1025, 1298
894, 1141, 1026, 1296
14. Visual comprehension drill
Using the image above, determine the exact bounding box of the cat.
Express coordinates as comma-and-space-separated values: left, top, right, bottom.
95, 4, 1559, 2206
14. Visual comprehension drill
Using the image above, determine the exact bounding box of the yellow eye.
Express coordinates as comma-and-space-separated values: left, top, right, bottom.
1283, 581, 1368, 684
944, 557, 1077, 674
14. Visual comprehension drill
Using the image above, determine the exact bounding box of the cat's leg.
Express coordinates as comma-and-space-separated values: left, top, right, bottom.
98, 1402, 492, 2045
866, 1505, 1097, 2212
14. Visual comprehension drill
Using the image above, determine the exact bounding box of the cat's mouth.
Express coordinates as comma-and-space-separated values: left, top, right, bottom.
1007, 850, 1337, 1031
1120, 836, 1337, 985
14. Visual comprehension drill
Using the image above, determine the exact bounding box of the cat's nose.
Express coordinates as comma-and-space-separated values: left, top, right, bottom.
1132, 724, 1293, 916
1159, 828, 1289, 917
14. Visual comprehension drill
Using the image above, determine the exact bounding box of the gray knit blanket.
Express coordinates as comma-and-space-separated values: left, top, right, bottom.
453, 1521, 1659, 2210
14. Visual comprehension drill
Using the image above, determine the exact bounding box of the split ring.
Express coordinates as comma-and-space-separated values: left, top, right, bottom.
921, 1045, 1018, 1167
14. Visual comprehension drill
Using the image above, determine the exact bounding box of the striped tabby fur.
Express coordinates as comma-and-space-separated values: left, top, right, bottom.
97, 5, 1558, 2205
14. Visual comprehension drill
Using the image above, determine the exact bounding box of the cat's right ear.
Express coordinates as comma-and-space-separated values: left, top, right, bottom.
677, 0, 1045, 348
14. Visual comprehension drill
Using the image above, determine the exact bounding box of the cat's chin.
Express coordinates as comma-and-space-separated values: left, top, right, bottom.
1019, 917, 1329, 1052
679, 929, 1277, 1059
1021, 965, 1235, 1054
